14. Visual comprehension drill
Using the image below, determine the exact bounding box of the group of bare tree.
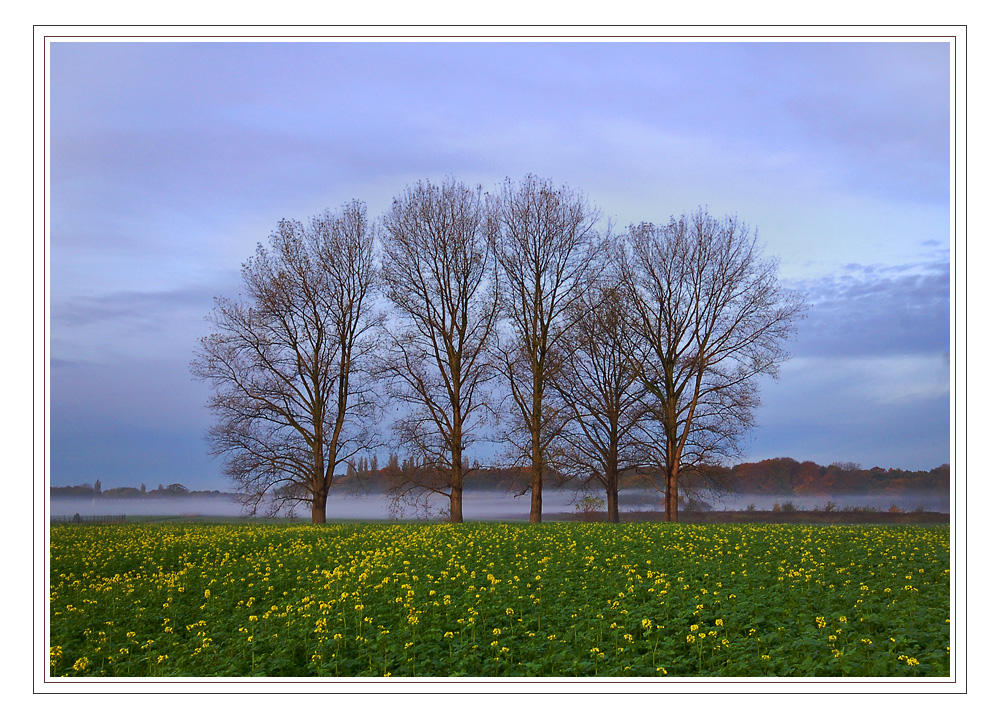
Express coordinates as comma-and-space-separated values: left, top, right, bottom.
193, 176, 805, 524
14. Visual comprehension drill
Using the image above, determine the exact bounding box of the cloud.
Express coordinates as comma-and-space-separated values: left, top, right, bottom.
53, 285, 214, 329
50, 274, 243, 369
788, 255, 950, 360
741, 253, 952, 471
750, 354, 950, 470
764, 42, 951, 204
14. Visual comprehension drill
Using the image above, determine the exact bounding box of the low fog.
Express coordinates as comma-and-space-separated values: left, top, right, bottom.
50, 486, 949, 521
690, 492, 950, 513
50, 489, 627, 521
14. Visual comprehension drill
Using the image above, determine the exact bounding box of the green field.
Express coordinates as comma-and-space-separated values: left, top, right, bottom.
49, 522, 951, 677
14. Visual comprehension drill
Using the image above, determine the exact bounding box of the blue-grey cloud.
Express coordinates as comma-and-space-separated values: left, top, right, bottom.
53, 285, 217, 329
750, 354, 950, 471
50, 274, 241, 370
789, 255, 950, 359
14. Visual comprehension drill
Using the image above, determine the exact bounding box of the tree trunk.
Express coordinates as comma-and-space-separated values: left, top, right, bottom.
664, 465, 679, 522
311, 485, 328, 524
529, 430, 543, 523
310, 453, 329, 524
450, 460, 464, 523
606, 480, 620, 523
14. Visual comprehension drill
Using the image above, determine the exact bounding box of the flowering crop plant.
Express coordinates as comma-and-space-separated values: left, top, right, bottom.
48, 522, 950, 677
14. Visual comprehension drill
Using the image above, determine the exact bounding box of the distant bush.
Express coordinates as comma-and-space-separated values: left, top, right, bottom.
844, 504, 880, 514
148, 483, 190, 497
51, 484, 96, 497
574, 495, 606, 521
101, 487, 144, 498
681, 498, 713, 512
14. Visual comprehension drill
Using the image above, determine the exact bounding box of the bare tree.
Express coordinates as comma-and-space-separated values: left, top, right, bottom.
619, 209, 806, 522
550, 279, 650, 522
192, 202, 382, 523
493, 175, 605, 523
379, 178, 500, 522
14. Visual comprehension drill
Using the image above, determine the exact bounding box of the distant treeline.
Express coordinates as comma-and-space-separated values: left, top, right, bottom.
702, 458, 950, 496
340, 456, 951, 497
52, 458, 949, 499
50, 481, 232, 499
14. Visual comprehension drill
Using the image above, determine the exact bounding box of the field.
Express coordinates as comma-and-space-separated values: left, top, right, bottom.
49, 522, 951, 678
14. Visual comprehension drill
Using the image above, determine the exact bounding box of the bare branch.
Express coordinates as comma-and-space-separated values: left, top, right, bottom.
378, 178, 500, 522
492, 174, 606, 522
619, 208, 806, 521
549, 275, 651, 521
191, 202, 383, 522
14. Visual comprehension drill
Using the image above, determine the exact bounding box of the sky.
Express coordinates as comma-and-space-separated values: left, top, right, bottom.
46, 39, 953, 491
